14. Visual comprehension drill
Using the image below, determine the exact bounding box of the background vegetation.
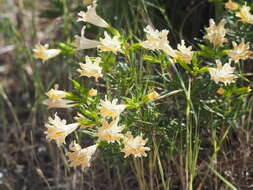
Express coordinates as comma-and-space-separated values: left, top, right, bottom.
0, 0, 252, 189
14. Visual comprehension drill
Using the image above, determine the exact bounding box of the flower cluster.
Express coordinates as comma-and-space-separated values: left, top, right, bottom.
39, 1, 152, 170
37, 0, 252, 171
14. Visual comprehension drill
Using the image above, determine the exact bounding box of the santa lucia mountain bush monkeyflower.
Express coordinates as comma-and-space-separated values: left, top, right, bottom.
83, 0, 93, 6
43, 87, 75, 108
203, 19, 228, 47
73, 27, 122, 54
94, 117, 124, 143
77, 1, 109, 28
227, 39, 253, 63
99, 96, 126, 119
39, 0, 252, 172
147, 90, 160, 101
77, 56, 103, 81
236, 5, 253, 24
121, 132, 150, 158
33, 44, 60, 62
74, 26, 100, 50
141, 25, 175, 57
88, 88, 98, 96
208, 60, 237, 85
174, 40, 194, 64
45, 113, 79, 146
97, 32, 122, 54
67, 142, 97, 169
225, 0, 239, 11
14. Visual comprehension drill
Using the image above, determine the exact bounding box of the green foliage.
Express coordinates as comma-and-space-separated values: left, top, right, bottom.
1, 0, 253, 189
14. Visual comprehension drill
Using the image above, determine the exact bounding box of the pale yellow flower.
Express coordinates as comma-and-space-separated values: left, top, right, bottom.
141, 25, 175, 57
43, 87, 75, 108
67, 142, 97, 169
209, 60, 237, 85
217, 87, 225, 95
43, 99, 75, 109
97, 32, 122, 54
121, 132, 150, 158
45, 113, 79, 145
33, 44, 60, 62
227, 39, 252, 63
88, 88, 97, 96
204, 19, 228, 47
236, 5, 253, 24
99, 96, 126, 119
225, 0, 238, 10
147, 90, 160, 101
94, 117, 124, 143
77, 2, 109, 28
162, 43, 177, 57
77, 56, 103, 81
74, 26, 100, 50
45, 88, 68, 100
175, 40, 194, 64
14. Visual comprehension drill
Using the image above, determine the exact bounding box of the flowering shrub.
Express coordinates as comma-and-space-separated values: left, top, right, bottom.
33, 0, 252, 180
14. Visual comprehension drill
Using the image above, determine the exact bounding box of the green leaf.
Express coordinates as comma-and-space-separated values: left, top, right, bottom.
57, 42, 75, 55
71, 80, 81, 90
143, 55, 162, 64
231, 87, 251, 95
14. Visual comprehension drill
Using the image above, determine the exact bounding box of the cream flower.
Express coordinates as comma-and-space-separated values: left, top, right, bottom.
45, 113, 79, 145
77, 56, 103, 81
43, 87, 75, 108
236, 5, 253, 24
33, 44, 60, 62
67, 142, 97, 169
217, 87, 225, 95
97, 32, 122, 54
141, 25, 175, 57
175, 40, 194, 64
203, 19, 228, 47
94, 117, 124, 143
99, 96, 126, 119
45, 88, 68, 100
43, 99, 75, 108
225, 0, 238, 10
74, 26, 100, 50
147, 90, 160, 101
209, 60, 237, 85
88, 88, 97, 96
121, 132, 150, 158
227, 39, 252, 63
77, 2, 109, 28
